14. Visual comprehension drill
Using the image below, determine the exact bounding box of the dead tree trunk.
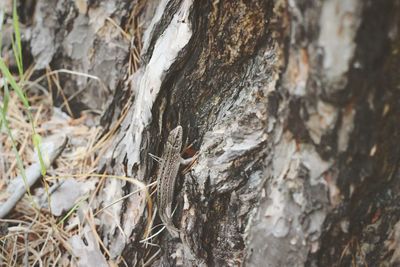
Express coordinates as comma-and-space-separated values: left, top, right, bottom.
24, 0, 400, 265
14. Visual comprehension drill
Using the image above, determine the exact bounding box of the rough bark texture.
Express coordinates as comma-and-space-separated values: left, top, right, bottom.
18, 0, 400, 266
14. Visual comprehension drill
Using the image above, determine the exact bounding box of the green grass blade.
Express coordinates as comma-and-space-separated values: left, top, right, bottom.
0, 9, 4, 50
0, 59, 47, 177
1, 1, 48, 188
12, 0, 23, 78
0, 104, 34, 203
0, 58, 29, 107
33, 133, 46, 176
3, 80, 10, 112
11, 34, 22, 75
0, 82, 10, 129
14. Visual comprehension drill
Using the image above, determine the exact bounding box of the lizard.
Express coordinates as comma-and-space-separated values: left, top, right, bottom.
156, 125, 195, 238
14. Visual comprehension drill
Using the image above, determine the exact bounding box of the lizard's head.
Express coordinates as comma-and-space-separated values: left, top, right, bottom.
167, 125, 183, 149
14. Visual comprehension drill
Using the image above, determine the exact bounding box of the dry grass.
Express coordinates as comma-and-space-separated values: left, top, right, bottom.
0, 77, 109, 266
0, 1, 155, 265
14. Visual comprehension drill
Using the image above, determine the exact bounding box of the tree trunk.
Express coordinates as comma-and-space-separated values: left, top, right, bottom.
21, 0, 400, 266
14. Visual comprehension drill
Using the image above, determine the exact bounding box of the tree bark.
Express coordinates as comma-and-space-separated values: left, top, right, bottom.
21, 0, 400, 266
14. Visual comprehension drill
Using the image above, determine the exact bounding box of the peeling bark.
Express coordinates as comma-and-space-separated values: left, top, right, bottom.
19, 0, 400, 266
